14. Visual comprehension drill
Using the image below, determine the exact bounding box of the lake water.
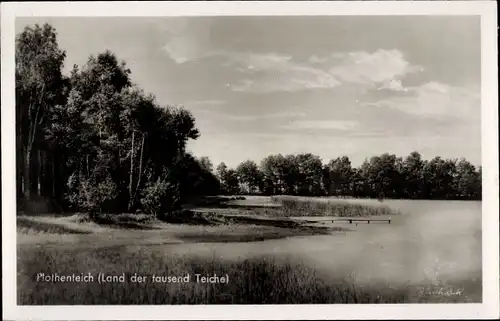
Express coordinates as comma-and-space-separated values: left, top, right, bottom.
165, 199, 482, 285
291, 199, 482, 284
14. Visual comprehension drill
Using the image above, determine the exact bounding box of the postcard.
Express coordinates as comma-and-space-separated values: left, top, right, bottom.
1, 1, 498, 320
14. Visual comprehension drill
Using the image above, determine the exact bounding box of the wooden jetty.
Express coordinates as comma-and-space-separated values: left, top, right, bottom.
314, 218, 392, 224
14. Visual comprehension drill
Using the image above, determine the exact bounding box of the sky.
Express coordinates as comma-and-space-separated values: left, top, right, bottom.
16, 16, 481, 168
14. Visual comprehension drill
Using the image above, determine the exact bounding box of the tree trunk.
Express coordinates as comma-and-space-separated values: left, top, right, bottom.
24, 148, 32, 202
24, 90, 44, 202
53, 154, 64, 209
131, 134, 145, 210
18, 80, 45, 204
86, 154, 90, 177
52, 153, 56, 198
128, 131, 135, 211
17, 144, 25, 200
41, 150, 49, 197
31, 148, 40, 197
38, 149, 44, 197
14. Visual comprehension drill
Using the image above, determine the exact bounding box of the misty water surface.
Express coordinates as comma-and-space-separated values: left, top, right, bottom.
150, 200, 482, 285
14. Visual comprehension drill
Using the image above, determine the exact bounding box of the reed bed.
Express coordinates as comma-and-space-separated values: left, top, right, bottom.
270, 196, 401, 217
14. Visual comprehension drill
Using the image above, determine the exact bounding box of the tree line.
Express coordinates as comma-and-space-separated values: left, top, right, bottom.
16, 23, 220, 217
215, 152, 481, 200
15, 24, 481, 218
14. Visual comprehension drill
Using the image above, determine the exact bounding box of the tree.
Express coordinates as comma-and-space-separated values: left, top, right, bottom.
421, 156, 457, 199
282, 154, 299, 195
294, 153, 323, 196
216, 162, 240, 195
61, 51, 134, 213
475, 166, 482, 199
224, 169, 241, 195
357, 154, 400, 198
216, 162, 228, 185
455, 158, 481, 199
171, 153, 220, 199
260, 154, 286, 194
236, 160, 263, 194
325, 156, 353, 196
350, 167, 367, 198
198, 156, 214, 174
401, 151, 425, 198
16, 23, 67, 205
26, 37, 201, 215
140, 177, 180, 220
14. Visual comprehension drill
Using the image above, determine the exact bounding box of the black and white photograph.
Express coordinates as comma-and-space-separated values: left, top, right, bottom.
2, 1, 498, 320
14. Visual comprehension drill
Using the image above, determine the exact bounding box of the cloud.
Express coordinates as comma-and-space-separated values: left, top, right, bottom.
282, 120, 358, 130
308, 55, 329, 64
327, 49, 423, 86
194, 109, 308, 122
225, 52, 342, 93
378, 79, 408, 92
228, 49, 420, 93
362, 81, 480, 120
161, 18, 214, 64
160, 21, 422, 94
161, 26, 342, 93
420, 81, 450, 94
225, 52, 293, 71
230, 75, 341, 93
162, 40, 203, 64
184, 100, 226, 107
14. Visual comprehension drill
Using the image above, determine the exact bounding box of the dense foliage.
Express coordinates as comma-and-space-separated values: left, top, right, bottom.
16, 24, 481, 217
16, 24, 219, 216
228, 152, 481, 200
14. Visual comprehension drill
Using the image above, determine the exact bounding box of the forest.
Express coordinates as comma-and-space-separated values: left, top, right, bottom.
16, 23, 482, 217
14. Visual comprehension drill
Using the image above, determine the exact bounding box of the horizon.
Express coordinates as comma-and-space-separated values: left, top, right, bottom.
16, 16, 482, 168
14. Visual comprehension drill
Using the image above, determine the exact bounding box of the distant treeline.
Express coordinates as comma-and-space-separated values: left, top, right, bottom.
214, 152, 481, 200
16, 24, 481, 217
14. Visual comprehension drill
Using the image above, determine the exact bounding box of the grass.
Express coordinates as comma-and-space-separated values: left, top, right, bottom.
18, 244, 479, 304
17, 216, 93, 235
175, 226, 334, 243
16, 213, 340, 245
270, 195, 401, 217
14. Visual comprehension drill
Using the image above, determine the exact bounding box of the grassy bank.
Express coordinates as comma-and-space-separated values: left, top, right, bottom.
18, 245, 478, 304
270, 196, 400, 217
16, 214, 340, 246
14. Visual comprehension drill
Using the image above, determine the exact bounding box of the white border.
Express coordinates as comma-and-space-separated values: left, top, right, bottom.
1, 1, 498, 320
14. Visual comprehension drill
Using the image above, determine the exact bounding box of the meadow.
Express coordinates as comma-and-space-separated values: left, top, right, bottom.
17, 196, 482, 304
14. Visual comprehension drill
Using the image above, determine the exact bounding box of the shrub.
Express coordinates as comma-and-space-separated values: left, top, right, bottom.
140, 179, 181, 219
66, 172, 118, 216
